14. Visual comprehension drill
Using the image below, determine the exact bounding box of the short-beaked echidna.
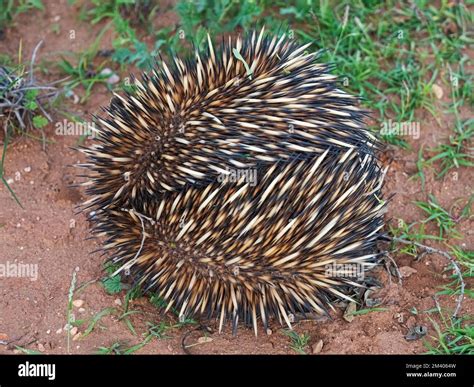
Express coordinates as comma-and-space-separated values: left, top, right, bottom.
81, 29, 387, 334
79, 29, 379, 210
91, 148, 386, 335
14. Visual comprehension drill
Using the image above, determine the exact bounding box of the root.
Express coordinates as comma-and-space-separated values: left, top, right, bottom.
181, 324, 213, 355
382, 252, 403, 286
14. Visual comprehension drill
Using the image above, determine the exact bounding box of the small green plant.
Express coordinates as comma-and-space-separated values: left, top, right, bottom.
58, 26, 111, 102
409, 146, 430, 191
415, 195, 462, 239
447, 59, 473, 107
425, 314, 473, 355
118, 285, 144, 335
96, 331, 154, 355
0, 42, 58, 140
79, 0, 170, 70
0, 0, 44, 32
97, 318, 193, 355
283, 330, 310, 355
149, 294, 167, 309
112, 29, 169, 70
389, 219, 442, 256
176, 0, 264, 49
426, 119, 473, 178
437, 247, 473, 299
101, 263, 124, 294
14, 345, 42, 355
121, 335, 154, 354
82, 0, 159, 28
102, 274, 123, 294
81, 307, 117, 338
146, 321, 173, 340
96, 341, 125, 355
147, 293, 196, 326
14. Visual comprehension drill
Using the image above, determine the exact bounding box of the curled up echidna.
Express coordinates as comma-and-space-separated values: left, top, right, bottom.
80, 29, 387, 334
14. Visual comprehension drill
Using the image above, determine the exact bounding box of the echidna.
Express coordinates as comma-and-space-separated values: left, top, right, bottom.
80, 29, 387, 334
79, 28, 379, 210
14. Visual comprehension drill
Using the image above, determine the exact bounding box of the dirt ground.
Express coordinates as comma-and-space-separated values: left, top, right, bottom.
0, 1, 472, 355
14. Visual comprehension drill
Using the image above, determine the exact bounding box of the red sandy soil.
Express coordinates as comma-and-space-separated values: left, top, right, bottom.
0, 0, 472, 354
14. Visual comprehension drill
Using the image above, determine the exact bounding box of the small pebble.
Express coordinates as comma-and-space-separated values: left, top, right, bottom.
312, 340, 324, 354
65, 90, 79, 104
343, 301, 357, 322
432, 84, 443, 99
114, 298, 122, 306
78, 307, 86, 313
399, 266, 417, 278
107, 74, 120, 85
100, 68, 113, 76
70, 327, 78, 336
100, 68, 120, 85
56, 328, 62, 334
24, 166, 31, 173
197, 336, 213, 344
37, 343, 46, 352
73, 299, 84, 308
46, 330, 51, 335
